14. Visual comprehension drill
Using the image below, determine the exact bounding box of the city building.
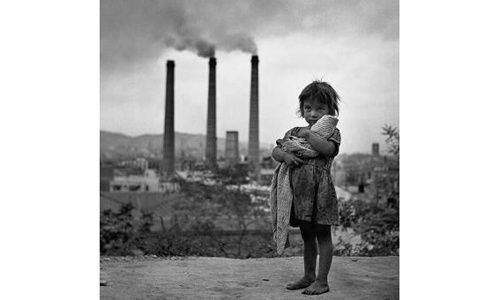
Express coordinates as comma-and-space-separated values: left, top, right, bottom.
109, 169, 180, 193
372, 143, 380, 156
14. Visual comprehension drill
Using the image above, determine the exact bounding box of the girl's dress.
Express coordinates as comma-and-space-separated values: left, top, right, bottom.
282, 127, 341, 227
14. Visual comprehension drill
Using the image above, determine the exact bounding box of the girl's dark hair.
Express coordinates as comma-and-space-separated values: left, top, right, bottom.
298, 80, 340, 117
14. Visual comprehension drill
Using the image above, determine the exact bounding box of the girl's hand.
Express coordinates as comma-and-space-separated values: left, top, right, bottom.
296, 128, 312, 139
283, 153, 304, 167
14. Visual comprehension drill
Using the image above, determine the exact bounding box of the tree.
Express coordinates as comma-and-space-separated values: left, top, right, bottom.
168, 181, 269, 258
215, 164, 249, 187
214, 188, 268, 257
100, 202, 153, 255
381, 124, 399, 157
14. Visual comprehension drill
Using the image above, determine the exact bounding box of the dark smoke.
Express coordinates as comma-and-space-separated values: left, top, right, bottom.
157, 1, 259, 58
165, 36, 216, 58
101, 0, 397, 69
164, 33, 257, 58
220, 34, 258, 55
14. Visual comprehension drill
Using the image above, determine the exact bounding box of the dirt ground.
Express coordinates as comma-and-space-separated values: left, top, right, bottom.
100, 256, 398, 300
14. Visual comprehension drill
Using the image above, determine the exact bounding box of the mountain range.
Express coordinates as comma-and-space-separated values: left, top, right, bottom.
100, 130, 273, 160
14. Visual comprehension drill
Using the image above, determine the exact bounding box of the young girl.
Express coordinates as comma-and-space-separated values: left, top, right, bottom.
271, 80, 341, 296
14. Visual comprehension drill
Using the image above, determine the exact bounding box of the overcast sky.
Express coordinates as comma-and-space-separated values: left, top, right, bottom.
100, 0, 399, 154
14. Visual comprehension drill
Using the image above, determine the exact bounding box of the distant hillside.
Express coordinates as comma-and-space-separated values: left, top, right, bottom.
100, 130, 273, 160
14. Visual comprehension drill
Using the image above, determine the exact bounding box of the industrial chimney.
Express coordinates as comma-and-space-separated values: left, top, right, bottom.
225, 131, 239, 166
205, 57, 217, 168
248, 55, 260, 169
162, 60, 175, 177
372, 143, 380, 156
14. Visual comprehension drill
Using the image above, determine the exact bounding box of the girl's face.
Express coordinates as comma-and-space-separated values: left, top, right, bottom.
303, 99, 329, 126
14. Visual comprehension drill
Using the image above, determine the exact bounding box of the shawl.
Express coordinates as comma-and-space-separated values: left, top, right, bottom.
269, 162, 292, 255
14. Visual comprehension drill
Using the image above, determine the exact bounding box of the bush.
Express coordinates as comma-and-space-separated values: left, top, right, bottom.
100, 186, 399, 257
100, 203, 153, 255
100, 182, 274, 258
337, 199, 399, 256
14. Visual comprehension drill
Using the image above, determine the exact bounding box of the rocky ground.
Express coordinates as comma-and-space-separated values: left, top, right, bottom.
100, 256, 399, 300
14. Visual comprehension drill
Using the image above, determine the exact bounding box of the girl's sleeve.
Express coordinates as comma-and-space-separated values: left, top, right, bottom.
327, 128, 341, 157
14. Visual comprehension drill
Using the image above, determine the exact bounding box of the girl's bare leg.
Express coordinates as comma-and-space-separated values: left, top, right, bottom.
286, 221, 317, 290
303, 224, 332, 295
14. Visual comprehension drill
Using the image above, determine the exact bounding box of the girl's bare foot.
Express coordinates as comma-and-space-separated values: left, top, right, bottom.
285, 276, 315, 290
302, 280, 329, 295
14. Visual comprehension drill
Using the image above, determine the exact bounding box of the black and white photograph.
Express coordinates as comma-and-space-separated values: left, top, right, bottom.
99, 0, 399, 299
4, 0, 500, 299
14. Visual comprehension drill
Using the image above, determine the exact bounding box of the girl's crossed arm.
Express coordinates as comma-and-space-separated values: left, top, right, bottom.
272, 147, 304, 167
297, 128, 338, 157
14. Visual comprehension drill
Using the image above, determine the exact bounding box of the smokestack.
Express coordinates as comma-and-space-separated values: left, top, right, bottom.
372, 143, 380, 156
205, 57, 217, 168
248, 55, 260, 168
162, 60, 175, 177
225, 131, 239, 165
